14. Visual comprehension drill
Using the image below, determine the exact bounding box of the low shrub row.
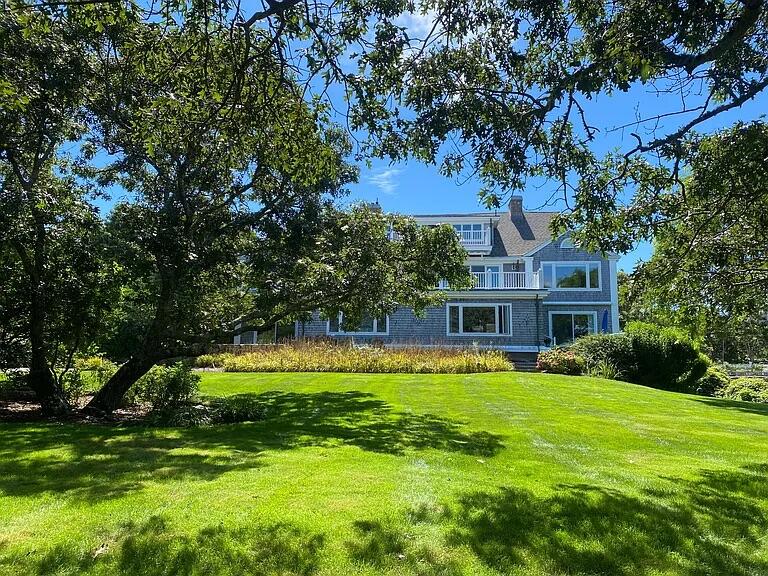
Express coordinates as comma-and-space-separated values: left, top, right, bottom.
196, 342, 514, 374
716, 377, 768, 403
538, 322, 710, 392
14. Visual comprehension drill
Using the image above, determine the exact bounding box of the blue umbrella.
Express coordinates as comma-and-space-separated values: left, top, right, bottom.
602, 310, 609, 333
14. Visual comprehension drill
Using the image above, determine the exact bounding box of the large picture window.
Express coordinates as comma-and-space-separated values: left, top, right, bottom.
550, 312, 596, 345
447, 304, 511, 335
328, 313, 388, 335
541, 262, 601, 290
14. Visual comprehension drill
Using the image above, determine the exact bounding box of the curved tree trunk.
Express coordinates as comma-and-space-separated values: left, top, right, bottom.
85, 276, 174, 414
85, 353, 157, 414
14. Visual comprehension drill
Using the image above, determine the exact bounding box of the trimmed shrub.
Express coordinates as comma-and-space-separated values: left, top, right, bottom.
197, 342, 513, 374
568, 323, 709, 392
536, 348, 585, 375
571, 333, 635, 376
124, 362, 200, 412
696, 365, 730, 397
716, 377, 768, 403
624, 322, 709, 391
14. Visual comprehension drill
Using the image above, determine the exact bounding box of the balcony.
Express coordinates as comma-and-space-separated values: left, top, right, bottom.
456, 228, 491, 247
438, 270, 543, 290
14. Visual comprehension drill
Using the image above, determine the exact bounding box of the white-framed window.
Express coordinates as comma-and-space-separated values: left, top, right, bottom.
446, 303, 511, 336
560, 237, 575, 249
327, 313, 389, 335
453, 223, 487, 245
541, 261, 601, 290
549, 311, 597, 345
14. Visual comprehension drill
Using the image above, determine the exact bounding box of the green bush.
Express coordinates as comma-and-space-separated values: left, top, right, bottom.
585, 359, 623, 380
124, 362, 200, 412
696, 365, 730, 397
568, 323, 709, 392
536, 348, 585, 375
199, 342, 513, 374
624, 322, 709, 391
571, 333, 635, 377
716, 377, 768, 403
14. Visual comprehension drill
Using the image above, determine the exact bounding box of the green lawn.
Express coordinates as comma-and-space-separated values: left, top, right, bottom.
2, 372, 768, 576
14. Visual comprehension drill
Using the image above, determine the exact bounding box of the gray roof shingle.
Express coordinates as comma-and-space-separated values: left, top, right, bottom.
412, 210, 559, 256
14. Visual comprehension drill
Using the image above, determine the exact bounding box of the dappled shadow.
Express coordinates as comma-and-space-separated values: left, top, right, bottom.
232, 390, 504, 456
4, 516, 324, 576
0, 390, 502, 501
447, 463, 768, 576
693, 397, 768, 416
346, 519, 461, 575
0, 425, 263, 501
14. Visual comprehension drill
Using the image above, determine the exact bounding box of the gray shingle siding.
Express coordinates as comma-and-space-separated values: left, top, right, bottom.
296, 299, 549, 348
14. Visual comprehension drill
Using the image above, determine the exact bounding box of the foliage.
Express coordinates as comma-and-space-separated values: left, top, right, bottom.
624, 322, 710, 391
208, 395, 267, 424
196, 342, 513, 374
568, 323, 709, 391
716, 377, 768, 404
585, 359, 623, 381
123, 363, 200, 413
571, 333, 635, 375
696, 365, 731, 397
536, 348, 585, 375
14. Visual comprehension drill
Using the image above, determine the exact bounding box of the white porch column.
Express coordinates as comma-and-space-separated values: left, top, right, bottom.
523, 257, 534, 287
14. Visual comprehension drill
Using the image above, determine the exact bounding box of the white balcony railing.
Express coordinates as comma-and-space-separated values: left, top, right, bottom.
457, 229, 491, 246
437, 270, 542, 290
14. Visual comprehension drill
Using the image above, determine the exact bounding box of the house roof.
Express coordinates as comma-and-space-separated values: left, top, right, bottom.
411, 210, 559, 257
490, 211, 558, 256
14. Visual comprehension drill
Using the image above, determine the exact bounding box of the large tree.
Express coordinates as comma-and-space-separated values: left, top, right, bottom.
0, 4, 125, 413
83, 15, 469, 413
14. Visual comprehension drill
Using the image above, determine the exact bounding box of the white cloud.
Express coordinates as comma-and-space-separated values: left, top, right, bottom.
367, 168, 403, 196
395, 10, 439, 39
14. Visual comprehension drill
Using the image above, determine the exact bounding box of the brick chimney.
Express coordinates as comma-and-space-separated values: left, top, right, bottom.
508, 195, 524, 218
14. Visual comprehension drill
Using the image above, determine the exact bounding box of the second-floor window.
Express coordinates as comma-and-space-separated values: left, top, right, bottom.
541, 262, 601, 290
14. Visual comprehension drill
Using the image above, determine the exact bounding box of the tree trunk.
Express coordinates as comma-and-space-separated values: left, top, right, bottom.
85, 276, 174, 414
84, 353, 157, 414
23, 214, 70, 416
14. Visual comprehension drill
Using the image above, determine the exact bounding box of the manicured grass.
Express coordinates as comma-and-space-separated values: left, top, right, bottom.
2, 372, 768, 575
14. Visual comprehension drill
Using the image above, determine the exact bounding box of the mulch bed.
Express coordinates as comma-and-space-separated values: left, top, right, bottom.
0, 395, 150, 424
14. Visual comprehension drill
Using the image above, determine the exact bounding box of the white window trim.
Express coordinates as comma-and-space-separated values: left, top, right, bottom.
327, 313, 390, 336
548, 311, 598, 344
446, 303, 512, 337
560, 237, 575, 249
541, 261, 602, 291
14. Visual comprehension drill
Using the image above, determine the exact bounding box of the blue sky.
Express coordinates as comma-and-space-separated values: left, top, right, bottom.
343, 82, 767, 272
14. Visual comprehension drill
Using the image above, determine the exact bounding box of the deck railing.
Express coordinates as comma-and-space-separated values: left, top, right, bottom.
457, 229, 491, 246
437, 270, 542, 290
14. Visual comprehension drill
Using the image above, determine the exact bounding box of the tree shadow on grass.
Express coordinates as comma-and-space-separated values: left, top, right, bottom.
0, 391, 502, 501
693, 397, 768, 417
447, 463, 768, 576
8, 516, 324, 576
224, 390, 504, 457
346, 519, 462, 576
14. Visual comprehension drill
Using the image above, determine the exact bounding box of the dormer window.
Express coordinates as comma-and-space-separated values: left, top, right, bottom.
453, 223, 489, 246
